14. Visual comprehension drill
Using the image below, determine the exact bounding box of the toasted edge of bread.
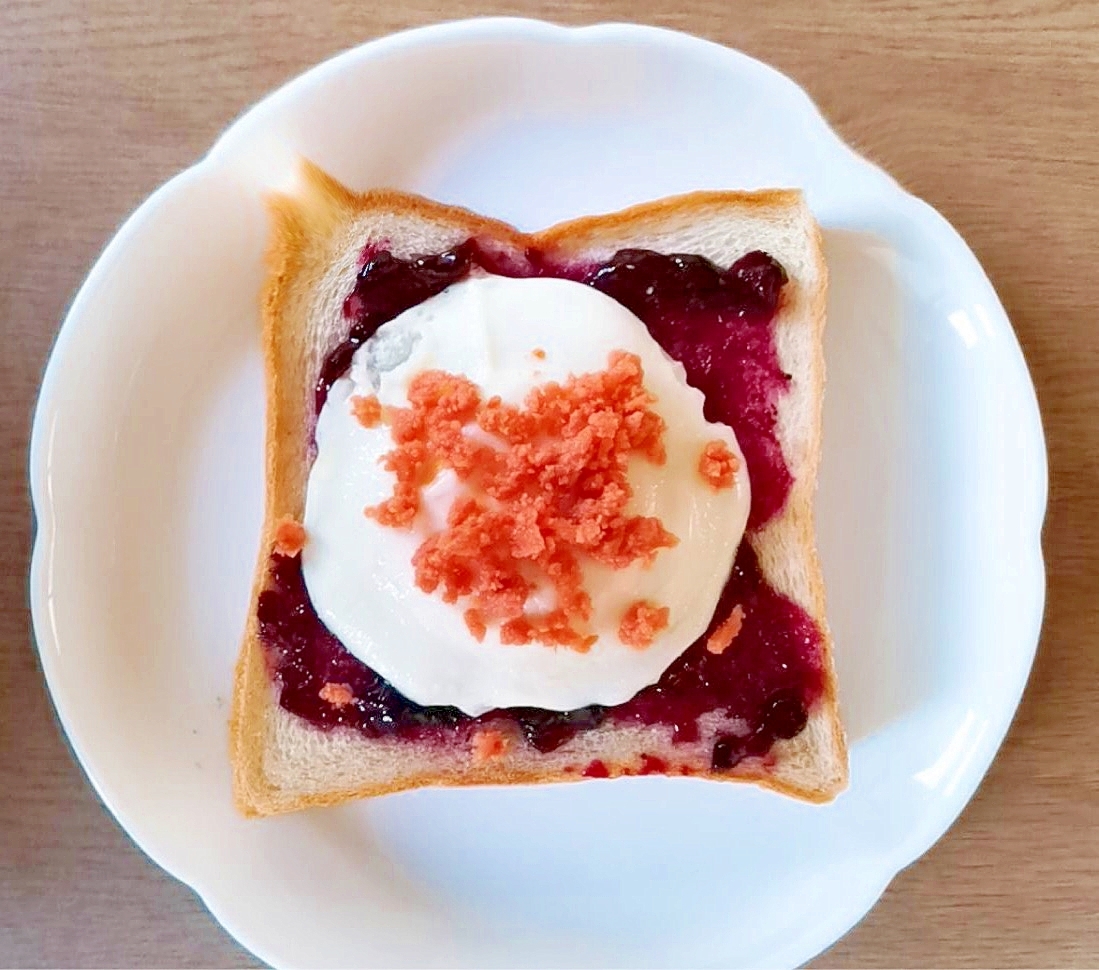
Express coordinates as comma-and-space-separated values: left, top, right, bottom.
230, 160, 846, 817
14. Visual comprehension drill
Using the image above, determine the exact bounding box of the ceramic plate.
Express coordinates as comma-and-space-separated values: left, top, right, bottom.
29, 18, 1047, 968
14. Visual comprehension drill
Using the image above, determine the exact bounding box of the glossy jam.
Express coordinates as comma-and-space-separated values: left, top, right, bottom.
258, 539, 822, 759
316, 240, 530, 413
583, 248, 792, 529
263, 239, 824, 764
258, 553, 468, 737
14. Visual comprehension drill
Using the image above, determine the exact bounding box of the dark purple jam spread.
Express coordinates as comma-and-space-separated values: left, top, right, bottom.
260, 238, 825, 766
317, 240, 528, 414
583, 248, 792, 529
259, 542, 822, 760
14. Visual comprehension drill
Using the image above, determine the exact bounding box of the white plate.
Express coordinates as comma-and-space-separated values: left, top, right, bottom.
29, 18, 1047, 969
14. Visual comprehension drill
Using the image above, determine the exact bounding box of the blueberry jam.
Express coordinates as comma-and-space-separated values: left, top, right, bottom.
583, 248, 791, 529
259, 543, 822, 757
316, 240, 530, 413
265, 239, 824, 763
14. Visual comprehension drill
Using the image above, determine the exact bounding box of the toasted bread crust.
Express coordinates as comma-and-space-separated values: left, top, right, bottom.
230, 160, 846, 816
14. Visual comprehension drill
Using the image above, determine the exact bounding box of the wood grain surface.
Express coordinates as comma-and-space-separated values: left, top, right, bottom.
2, 0, 1096, 966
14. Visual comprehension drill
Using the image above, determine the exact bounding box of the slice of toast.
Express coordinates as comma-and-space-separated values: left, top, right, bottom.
231, 161, 846, 816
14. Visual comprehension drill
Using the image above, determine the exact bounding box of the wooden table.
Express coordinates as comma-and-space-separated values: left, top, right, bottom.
2, 1, 1095, 966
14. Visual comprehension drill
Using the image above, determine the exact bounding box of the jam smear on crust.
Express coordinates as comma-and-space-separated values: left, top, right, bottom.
261, 240, 824, 761
583, 759, 611, 779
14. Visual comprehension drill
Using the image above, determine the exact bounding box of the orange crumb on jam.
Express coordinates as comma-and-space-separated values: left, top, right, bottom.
618, 600, 671, 649
698, 439, 740, 490
531, 347, 546, 360
366, 351, 678, 650
350, 394, 383, 428
273, 517, 306, 556
318, 682, 355, 708
471, 728, 510, 762
706, 604, 745, 655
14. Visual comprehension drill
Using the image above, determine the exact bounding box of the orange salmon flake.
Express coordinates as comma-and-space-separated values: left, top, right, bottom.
364, 482, 420, 528
273, 516, 306, 556
318, 682, 355, 708
706, 604, 745, 655
618, 600, 671, 649
350, 394, 383, 428
463, 608, 488, 642
698, 439, 740, 490
531, 348, 546, 360
365, 351, 678, 650
471, 728, 510, 762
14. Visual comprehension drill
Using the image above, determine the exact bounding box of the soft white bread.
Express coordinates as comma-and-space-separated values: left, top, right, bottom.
231, 161, 846, 816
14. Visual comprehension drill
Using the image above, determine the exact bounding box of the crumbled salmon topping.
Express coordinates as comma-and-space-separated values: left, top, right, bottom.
471, 728, 510, 762
318, 682, 355, 708
350, 393, 383, 428
698, 439, 740, 490
273, 516, 306, 556
463, 608, 488, 642
365, 351, 677, 650
618, 600, 671, 649
706, 604, 745, 655
531, 347, 546, 360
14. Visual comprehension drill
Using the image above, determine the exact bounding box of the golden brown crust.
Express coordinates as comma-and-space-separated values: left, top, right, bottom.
235, 704, 840, 818
780, 211, 847, 788
230, 159, 847, 817
803, 216, 848, 782
237, 749, 838, 818
294, 160, 530, 251
532, 188, 805, 254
